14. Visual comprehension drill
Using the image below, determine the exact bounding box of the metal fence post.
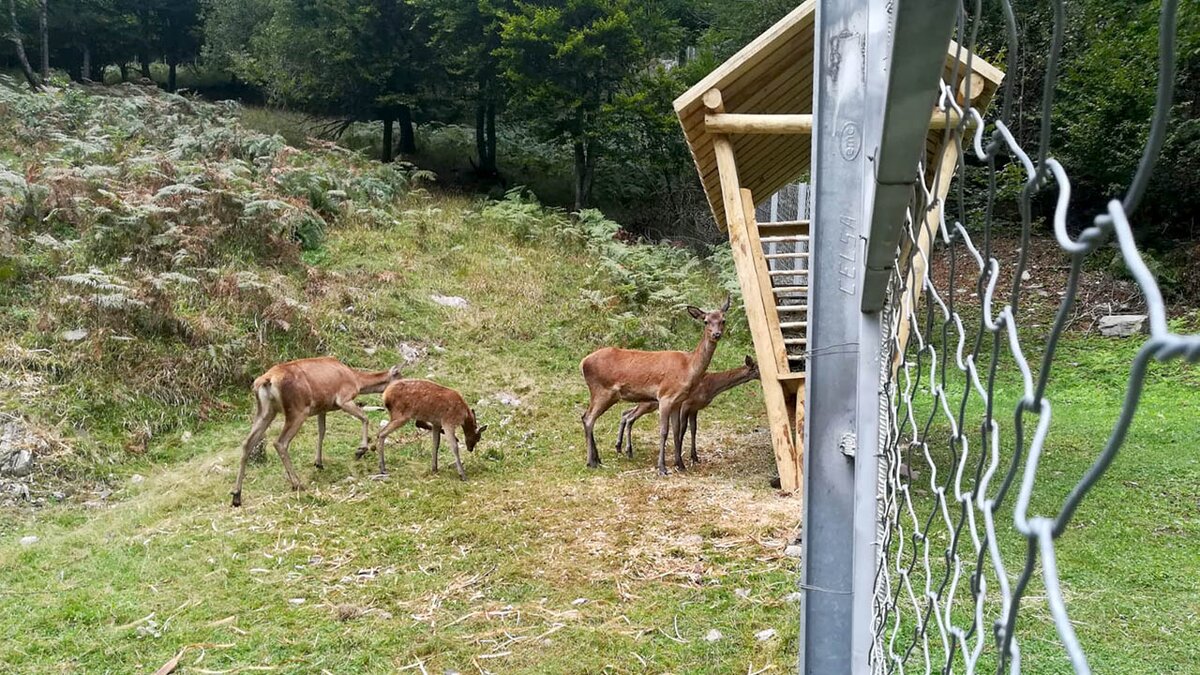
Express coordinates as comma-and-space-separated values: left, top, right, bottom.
800, 0, 880, 672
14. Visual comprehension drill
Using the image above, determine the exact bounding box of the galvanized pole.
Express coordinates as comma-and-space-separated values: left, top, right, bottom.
800, 0, 875, 672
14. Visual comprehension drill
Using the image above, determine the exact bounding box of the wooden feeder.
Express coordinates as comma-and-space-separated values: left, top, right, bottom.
673, 1, 1004, 494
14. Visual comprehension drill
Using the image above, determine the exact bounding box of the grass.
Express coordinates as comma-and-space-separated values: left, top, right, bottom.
0, 82, 1197, 674
0, 189, 799, 673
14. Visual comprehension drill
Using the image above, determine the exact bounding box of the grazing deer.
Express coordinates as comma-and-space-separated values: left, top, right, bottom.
370, 379, 488, 481
614, 355, 759, 466
231, 357, 401, 507
580, 296, 730, 475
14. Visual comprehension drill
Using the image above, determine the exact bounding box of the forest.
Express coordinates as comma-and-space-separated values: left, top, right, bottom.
3, 0, 1197, 254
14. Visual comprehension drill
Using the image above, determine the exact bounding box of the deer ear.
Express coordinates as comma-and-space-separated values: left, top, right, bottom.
477, 425, 489, 435
687, 306, 705, 321
721, 295, 732, 312
389, 365, 401, 379
745, 355, 755, 368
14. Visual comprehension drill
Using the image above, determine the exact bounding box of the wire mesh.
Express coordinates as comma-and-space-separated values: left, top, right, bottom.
868, 1, 1195, 673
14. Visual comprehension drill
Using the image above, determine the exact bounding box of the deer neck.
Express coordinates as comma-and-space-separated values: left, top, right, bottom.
685, 335, 718, 389
355, 369, 394, 395
702, 367, 754, 401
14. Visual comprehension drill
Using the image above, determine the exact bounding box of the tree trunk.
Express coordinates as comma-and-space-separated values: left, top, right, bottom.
474, 102, 486, 171
139, 54, 151, 78
7, 0, 41, 91
167, 60, 177, 92
381, 115, 394, 163
37, 0, 47, 80
80, 45, 91, 81
484, 101, 497, 174
118, 62, 129, 82
573, 139, 595, 211
397, 105, 416, 154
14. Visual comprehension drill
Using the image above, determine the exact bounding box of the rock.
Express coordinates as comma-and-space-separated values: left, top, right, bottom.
704, 629, 723, 642
130, 474, 145, 484
19, 535, 38, 546
493, 392, 522, 407
1, 448, 33, 477
397, 342, 426, 363
430, 294, 469, 309
784, 544, 802, 558
734, 588, 751, 599
785, 592, 803, 603
755, 628, 777, 641
61, 328, 89, 342
1021, 270, 1031, 282
288, 598, 306, 605
1098, 314, 1148, 338
571, 597, 588, 606
181, 431, 192, 443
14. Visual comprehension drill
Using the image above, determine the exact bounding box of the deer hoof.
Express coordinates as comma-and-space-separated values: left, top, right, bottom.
314, 461, 324, 470
457, 473, 467, 482
230, 491, 242, 507
354, 446, 369, 460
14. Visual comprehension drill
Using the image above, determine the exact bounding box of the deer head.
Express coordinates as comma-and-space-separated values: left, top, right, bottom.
744, 355, 761, 380
687, 295, 731, 343
466, 409, 488, 452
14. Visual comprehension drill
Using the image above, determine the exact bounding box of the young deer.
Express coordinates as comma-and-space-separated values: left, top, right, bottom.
580, 297, 730, 475
370, 379, 488, 481
231, 357, 401, 507
614, 355, 759, 466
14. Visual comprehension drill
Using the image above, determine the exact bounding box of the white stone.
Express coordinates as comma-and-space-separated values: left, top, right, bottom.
130, 474, 144, 484
62, 329, 88, 342
19, 535, 38, 546
755, 628, 777, 641
784, 544, 802, 558
430, 294, 469, 309
1098, 314, 1148, 338
785, 592, 803, 603
704, 629, 723, 642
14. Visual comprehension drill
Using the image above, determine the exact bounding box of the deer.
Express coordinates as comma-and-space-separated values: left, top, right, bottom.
370, 379, 488, 481
580, 296, 730, 475
613, 355, 759, 466
231, 357, 401, 507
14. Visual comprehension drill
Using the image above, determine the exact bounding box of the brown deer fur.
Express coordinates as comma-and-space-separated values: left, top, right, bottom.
231, 357, 400, 507
372, 379, 488, 480
614, 355, 759, 465
580, 297, 730, 475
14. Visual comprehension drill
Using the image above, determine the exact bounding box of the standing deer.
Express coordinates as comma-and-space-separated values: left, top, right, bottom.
614, 355, 759, 466
580, 297, 730, 475
231, 357, 401, 507
371, 379, 488, 481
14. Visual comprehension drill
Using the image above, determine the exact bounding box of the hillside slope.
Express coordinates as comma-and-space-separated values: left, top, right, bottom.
0, 81, 802, 672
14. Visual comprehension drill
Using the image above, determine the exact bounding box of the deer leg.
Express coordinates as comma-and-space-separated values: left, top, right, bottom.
614, 408, 631, 453
274, 413, 306, 491
314, 412, 326, 469
582, 389, 618, 469
431, 426, 441, 473
673, 406, 686, 471
655, 400, 676, 476
449, 432, 466, 481
232, 407, 276, 507
375, 415, 409, 476
689, 412, 699, 464
337, 399, 371, 457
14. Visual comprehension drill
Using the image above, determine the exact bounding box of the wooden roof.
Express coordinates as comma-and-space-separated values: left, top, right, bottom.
674, 2, 1005, 230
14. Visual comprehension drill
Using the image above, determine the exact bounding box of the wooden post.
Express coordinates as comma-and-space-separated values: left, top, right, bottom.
891, 132, 961, 374
706, 88, 802, 494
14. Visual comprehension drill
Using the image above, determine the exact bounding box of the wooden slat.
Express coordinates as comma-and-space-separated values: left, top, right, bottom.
772, 285, 809, 294
764, 252, 809, 260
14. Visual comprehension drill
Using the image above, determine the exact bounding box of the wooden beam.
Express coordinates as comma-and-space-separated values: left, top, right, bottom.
705, 113, 814, 135
707, 110, 968, 135
891, 132, 961, 377
711, 129, 802, 494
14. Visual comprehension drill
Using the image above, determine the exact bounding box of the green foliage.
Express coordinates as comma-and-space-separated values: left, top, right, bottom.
0, 83, 430, 451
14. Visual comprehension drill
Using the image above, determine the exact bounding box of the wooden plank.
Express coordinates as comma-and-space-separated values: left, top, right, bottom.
711, 139, 800, 494
705, 113, 814, 135
740, 188, 791, 375
674, 0, 817, 113
891, 133, 961, 377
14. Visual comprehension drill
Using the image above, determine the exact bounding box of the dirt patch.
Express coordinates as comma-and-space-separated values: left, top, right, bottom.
926, 233, 1156, 332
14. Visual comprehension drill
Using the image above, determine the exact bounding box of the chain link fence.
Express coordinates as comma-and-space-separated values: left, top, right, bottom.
866, 1, 1193, 673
